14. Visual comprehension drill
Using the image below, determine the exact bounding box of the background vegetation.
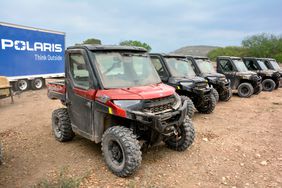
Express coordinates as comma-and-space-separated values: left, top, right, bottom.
208, 33, 282, 62
119, 40, 152, 51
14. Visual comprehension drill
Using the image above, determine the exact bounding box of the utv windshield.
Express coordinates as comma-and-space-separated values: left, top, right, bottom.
91, 52, 161, 88
195, 59, 216, 74
257, 60, 268, 70
165, 57, 196, 78
270, 60, 281, 70
233, 59, 249, 72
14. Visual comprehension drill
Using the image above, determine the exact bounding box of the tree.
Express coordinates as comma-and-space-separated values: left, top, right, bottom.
119, 40, 152, 51
82, 38, 102, 45
208, 33, 282, 62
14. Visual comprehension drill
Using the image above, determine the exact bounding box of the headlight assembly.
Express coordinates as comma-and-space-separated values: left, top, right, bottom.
113, 100, 141, 108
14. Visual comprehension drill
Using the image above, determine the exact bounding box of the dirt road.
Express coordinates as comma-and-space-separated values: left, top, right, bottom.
0, 89, 281, 188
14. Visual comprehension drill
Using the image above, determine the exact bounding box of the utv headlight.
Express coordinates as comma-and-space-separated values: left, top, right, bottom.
113, 100, 141, 108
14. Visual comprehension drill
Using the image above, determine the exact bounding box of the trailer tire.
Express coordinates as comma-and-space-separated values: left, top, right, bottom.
102, 126, 142, 177
180, 96, 195, 118
15, 79, 29, 91
31, 78, 45, 90
211, 88, 219, 103
262, 79, 275, 92
237, 83, 253, 98
165, 118, 195, 151
52, 108, 75, 142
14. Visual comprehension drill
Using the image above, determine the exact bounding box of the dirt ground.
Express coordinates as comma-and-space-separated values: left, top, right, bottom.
0, 89, 282, 188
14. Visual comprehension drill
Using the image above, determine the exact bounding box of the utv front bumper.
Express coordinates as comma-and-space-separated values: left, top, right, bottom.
126, 100, 188, 136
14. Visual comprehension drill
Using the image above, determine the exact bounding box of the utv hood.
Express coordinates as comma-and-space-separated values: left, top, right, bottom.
257, 69, 277, 76
236, 71, 257, 76
96, 83, 175, 100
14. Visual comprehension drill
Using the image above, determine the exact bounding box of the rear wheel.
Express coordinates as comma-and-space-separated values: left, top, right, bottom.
196, 94, 216, 114
180, 96, 195, 118
31, 78, 45, 90
237, 83, 254, 98
253, 83, 262, 95
102, 126, 142, 177
52, 108, 75, 142
14, 79, 29, 91
164, 118, 195, 151
262, 79, 275, 92
211, 88, 219, 103
219, 88, 232, 101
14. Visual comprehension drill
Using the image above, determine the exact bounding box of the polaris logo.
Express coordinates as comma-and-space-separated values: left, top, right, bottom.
1, 39, 62, 52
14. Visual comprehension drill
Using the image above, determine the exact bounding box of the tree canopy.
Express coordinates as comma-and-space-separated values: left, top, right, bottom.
208, 33, 282, 62
82, 38, 102, 45
119, 40, 152, 51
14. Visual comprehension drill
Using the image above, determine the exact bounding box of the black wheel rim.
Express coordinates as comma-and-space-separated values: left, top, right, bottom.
241, 86, 249, 95
170, 126, 184, 143
264, 82, 271, 90
109, 140, 124, 166
53, 117, 62, 138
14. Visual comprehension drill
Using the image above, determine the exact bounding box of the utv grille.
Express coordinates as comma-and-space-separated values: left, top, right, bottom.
143, 95, 176, 114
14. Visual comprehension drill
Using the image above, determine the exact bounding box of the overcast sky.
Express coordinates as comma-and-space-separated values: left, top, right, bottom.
0, 0, 281, 52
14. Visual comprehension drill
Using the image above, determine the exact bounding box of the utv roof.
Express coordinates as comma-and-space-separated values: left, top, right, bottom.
256, 57, 276, 61
150, 53, 186, 58
186, 55, 209, 59
243, 57, 259, 59
67, 45, 147, 52
217, 56, 242, 60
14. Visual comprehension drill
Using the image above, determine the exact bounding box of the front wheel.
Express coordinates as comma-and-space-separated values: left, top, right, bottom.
262, 79, 275, 92
211, 88, 219, 103
180, 96, 195, 118
196, 94, 216, 114
237, 83, 254, 98
164, 118, 195, 151
219, 88, 232, 101
101, 126, 142, 177
253, 83, 262, 95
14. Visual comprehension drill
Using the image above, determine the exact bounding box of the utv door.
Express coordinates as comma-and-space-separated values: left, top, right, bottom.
150, 56, 170, 82
218, 59, 237, 89
66, 49, 96, 138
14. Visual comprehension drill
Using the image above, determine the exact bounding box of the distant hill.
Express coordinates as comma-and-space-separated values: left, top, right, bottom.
172, 45, 220, 56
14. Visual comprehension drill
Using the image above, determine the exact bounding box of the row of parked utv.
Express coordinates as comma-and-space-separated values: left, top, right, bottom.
46, 45, 281, 177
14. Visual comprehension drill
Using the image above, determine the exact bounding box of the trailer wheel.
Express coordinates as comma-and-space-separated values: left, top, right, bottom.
31, 78, 45, 90
15, 79, 29, 91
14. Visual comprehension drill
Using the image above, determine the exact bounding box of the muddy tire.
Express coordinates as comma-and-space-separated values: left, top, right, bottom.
165, 118, 195, 151
219, 88, 232, 101
196, 94, 216, 114
262, 79, 275, 92
211, 88, 219, 103
52, 108, 75, 142
253, 83, 262, 95
238, 83, 254, 98
180, 96, 195, 118
102, 126, 142, 177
